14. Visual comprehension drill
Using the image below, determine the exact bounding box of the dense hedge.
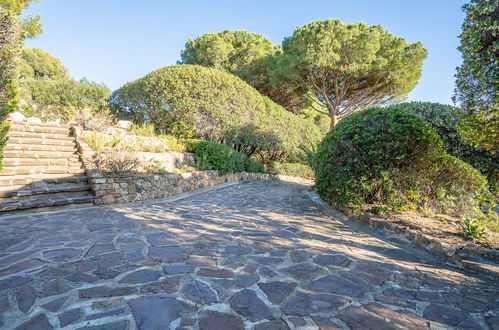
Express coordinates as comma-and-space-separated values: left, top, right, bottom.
185, 139, 264, 174
389, 102, 498, 195
313, 106, 486, 213
109, 64, 321, 162
0, 10, 20, 169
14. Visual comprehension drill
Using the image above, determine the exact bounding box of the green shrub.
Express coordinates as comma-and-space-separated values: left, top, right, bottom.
0, 10, 20, 169
461, 217, 485, 240
127, 123, 156, 137
265, 161, 313, 179
185, 139, 264, 174
313, 106, 486, 214
19, 77, 109, 122
390, 102, 498, 196
159, 135, 187, 152
109, 64, 321, 162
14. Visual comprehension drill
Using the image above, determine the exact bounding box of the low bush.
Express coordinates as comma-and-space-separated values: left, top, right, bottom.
89, 149, 140, 176
313, 106, 486, 215
159, 135, 187, 152
265, 161, 313, 179
185, 139, 264, 174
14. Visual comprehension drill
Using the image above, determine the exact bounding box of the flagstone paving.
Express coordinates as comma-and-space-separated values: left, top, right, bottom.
0, 180, 498, 329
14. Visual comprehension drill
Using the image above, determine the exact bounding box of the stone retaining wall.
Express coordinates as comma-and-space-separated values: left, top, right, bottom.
88, 170, 313, 205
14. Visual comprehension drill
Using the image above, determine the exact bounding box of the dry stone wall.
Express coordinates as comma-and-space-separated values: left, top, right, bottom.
88, 170, 313, 205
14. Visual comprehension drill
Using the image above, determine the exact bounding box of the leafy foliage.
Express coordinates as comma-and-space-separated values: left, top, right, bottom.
0, 0, 42, 38
454, 0, 498, 153
0, 9, 20, 169
20, 78, 110, 121
179, 30, 308, 114
461, 217, 485, 239
265, 161, 314, 179
109, 64, 321, 162
391, 102, 498, 195
127, 123, 156, 137
272, 19, 427, 127
313, 106, 486, 215
185, 139, 264, 174
20, 48, 68, 79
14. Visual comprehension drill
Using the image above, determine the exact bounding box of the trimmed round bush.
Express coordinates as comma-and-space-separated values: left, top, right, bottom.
313, 106, 486, 213
109, 64, 321, 162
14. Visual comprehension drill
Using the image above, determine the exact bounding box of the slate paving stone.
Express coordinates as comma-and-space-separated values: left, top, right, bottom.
164, 265, 195, 274
118, 269, 161, 284
282, 291, 348, 316
41, 297, 67, 312
14, 313, 53, 330
59, 308, 81, 327
281, 263, 326, 281
258, 282, 297, 304
198, 310, 245, 330
304, 274, 369, 298
180, 279, 218, 305
17, 285, 36, 313
230, 289, 274, 322
1, 181, 498, 329
128, 296, 195, 329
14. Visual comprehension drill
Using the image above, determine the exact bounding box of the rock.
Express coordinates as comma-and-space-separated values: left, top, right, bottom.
281, 263, 326, 281
258, 282, 296, 304
79, 285, 136, 298
9, 112, 26, 122
164, 265, 195, 274
17, 285, 36, 313
14, 313, 53, 330
423, 304, 467, 326
229, 289, 274, 322
128, 296, 195, 329
313, 254, 352, 268
85, 244, 116, 257
26, 117, 42, 124
148, 246, 190, 261
197, 268, 234, 278
58, 308, 81, 327
41, 297, 67, 312
180, 279, 218, 305
76, 320, 129, 330
199, 310, 244, 330
282, 291, 348, 316
0, 295, 10, 313
235, 273, 259, 287
338, 306, 397, 329
42, 248, 82, 262
255, 320, 290, 330
304, 275, 369, 298
40, 279, 72, 297
119, 269, 161, 284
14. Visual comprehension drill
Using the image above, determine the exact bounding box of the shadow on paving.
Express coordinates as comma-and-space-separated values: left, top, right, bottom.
0, 180, 497, 329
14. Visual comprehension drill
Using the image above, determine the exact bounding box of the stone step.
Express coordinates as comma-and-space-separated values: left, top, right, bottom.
7, 131, 73, 140
0, 183, 91, 198
3, 151, 80, 160
3, 158, 80, 167
0, 166, 85, 176
0, 174, 89, 187
7, 137, 76, 146
8, 123, 70, 135
4, 144, 77, 152
0, 194, 94, 212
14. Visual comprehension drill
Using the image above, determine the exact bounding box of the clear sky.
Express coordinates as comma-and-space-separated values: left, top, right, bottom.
24, 0, 467, 105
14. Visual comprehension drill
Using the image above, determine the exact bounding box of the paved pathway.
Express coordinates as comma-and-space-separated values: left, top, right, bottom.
0, 181, 498, 330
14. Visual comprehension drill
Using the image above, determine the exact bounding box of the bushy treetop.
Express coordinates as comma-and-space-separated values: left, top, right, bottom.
20, 48, 68, 79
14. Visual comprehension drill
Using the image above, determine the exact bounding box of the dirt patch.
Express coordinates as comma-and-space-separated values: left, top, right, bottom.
368, 210, 498, 248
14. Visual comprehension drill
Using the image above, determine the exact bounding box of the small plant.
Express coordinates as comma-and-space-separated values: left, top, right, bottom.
159, 135, 187, 152
461, 217, 485, 240
91, 149, 140, 176
75, 107, 114, 130
84, 131, 107, 151
368, 206, 388, 214
127, 123, 156, 137
145, 160, 168, 174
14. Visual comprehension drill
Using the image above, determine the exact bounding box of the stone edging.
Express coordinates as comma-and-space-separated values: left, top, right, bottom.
307, 192, 499, 278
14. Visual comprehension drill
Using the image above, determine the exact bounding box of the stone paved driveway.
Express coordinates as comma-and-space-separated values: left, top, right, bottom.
0, 181, 498, 330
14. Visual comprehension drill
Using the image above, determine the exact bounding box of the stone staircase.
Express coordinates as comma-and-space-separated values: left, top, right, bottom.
0, 122, 94, 214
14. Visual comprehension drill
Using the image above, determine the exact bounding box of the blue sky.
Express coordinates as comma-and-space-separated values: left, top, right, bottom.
24, 0, 467, 105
